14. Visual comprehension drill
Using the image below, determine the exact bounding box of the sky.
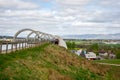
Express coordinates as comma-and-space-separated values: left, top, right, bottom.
0, 0, 120, 36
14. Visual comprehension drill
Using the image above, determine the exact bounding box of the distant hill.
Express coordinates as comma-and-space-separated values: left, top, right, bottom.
0, 35, 25, 39
0, 43, 116, 80
1, 33, 120, 40
62, 33, 120, 39
0, 35, 13, 39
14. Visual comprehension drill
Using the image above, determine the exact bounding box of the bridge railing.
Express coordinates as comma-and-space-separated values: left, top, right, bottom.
0, 40, 49, 54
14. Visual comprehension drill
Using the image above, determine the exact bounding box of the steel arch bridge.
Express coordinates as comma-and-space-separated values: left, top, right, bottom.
13, 28, 67, 49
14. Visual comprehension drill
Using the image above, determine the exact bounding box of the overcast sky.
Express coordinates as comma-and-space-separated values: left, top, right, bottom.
0, 0, 120, 36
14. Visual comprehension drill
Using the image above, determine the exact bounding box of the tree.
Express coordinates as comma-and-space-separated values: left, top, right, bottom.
116, 50, 120, 59
66, 41, 76, 50
89, 43, 98, 51
88, 43, 99, 55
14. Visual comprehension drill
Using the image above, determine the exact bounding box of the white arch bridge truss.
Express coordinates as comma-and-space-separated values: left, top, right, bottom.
13, 28, 67, 49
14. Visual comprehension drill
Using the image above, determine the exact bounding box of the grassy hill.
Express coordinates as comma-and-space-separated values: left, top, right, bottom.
0, 43, 119, 80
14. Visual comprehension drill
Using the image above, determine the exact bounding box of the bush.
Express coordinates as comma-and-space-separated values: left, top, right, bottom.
66, 41, 76, 50
116, 51, 120, 59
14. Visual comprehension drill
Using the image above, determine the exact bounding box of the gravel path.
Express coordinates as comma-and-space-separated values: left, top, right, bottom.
98, 63, 120, 67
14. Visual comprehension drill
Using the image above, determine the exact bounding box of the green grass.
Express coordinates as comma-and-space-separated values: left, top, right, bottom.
106, 66, 120, 80
0, 43, 120, 80
95, 59, 120, 64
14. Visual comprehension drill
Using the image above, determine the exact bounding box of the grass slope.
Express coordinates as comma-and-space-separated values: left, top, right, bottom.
0, 43, 119, 80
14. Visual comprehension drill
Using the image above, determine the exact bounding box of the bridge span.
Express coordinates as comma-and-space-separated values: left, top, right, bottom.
0, 28, 67, 54
13, 28, 67, 49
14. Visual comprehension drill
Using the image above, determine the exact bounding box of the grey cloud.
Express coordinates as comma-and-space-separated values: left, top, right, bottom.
0, 0, 38, 9
0, 0, 120, 35
101, 0, 120, 8
55, 0, 90, 7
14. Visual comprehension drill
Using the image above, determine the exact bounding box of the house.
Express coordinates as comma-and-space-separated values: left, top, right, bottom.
85, 52, 96, 60
80, 51, 96, 60
99, 52, 108, 57
71, 49, 97, 60
80, 50, 87, 57
98, 51, 116, 59
75, 49, 82, 56
109, 53, 116, 59
70, 49, 83, 56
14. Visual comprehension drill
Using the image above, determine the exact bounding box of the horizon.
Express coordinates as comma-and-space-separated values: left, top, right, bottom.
1, 33, 120, 40
1, 32, 120, 36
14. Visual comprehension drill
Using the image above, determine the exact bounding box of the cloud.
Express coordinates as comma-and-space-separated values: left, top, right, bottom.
101, 0, 120, 7
0, 0, 120, 36
0, 0, 38, 9
55, 0, 90, 6
0, 9, 52, 17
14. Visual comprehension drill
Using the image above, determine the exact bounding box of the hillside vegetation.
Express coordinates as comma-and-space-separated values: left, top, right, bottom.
0, 43, 119, 80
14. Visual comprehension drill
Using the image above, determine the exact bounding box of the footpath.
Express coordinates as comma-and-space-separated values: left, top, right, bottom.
98, 63, 120, 67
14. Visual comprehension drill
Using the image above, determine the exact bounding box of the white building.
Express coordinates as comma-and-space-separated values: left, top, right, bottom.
99, 52, 108, 57
109, 53, 116, 59
75, 49, 82, 56
85, 52, 96, 60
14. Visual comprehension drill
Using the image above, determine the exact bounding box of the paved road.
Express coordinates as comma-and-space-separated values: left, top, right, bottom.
98, 63, 120, 67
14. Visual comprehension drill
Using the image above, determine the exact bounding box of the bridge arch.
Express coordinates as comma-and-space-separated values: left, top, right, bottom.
27, 31, 44, 41
13, 28, 67, 49
13, 28, 38, 41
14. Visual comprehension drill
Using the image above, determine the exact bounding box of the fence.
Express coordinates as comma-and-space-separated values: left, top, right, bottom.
0, 40, 48, 54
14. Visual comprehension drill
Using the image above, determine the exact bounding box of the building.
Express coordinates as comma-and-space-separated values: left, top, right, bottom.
85, 52, 96, 60
109, 53, 116, 59
80, 51, 96, 60
98, 51, 116, 59
75, 49, 82, 56
99, 52, 108, 57
71, 49, 96, 60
